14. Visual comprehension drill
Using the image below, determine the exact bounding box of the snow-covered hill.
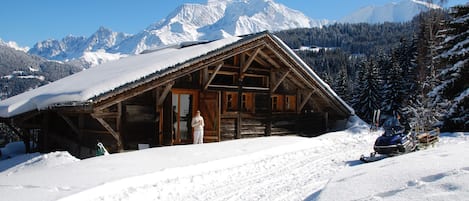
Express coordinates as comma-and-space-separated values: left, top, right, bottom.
340, 0, 440, 24
0, 117, 468, 201
0, 45, 83, 99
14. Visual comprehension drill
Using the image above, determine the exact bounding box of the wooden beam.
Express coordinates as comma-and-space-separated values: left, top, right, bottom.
157, 81, 174, 106
202, 67, 209, 86
91, 114, 123, 151
259, 50, 282, 69
13, 111, 42, 126
4, 121, 23, 139
263, 45, 318, 91
90, 112, 119, 118
265, 45, 291, 68
271, 70, 290, 93
242, 47, 262, 73
57, 113, 80, 136
288, 73, 307, 89
298, 90, 314, 113
204, 62, 224, 90
289, 67, 315, 89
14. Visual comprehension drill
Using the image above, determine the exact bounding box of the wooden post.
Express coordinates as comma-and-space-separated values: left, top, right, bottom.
162, 92, 173, 145
266, 94, 272, 137
154, 88, 160, 146
22, 129, 31, 153
236, 78, 243, 139
117, 102, 123, 151
41, 113, 49, 153
324, 112, 329, 132
78, 114, 84, 157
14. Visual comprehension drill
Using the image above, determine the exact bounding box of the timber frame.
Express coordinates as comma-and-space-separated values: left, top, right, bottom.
0, 31, 353, 158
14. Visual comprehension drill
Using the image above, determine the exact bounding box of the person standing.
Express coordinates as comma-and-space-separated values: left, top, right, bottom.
191, 110, 205, 144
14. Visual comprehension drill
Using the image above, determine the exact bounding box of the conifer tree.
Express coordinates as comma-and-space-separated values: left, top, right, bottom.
333, 68, 350, 103
352, 57, 382, 123
432, 5, 469, 131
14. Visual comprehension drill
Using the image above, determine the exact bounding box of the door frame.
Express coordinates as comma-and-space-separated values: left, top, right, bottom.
171, 89, 199, 144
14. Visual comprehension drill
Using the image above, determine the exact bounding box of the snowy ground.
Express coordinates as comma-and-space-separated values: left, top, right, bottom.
0, 119, 468, 201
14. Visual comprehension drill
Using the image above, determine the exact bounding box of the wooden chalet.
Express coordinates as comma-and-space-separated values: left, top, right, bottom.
0, 31, 354, 158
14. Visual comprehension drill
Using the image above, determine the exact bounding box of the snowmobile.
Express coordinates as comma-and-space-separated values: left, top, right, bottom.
373, 129, 416, 155
360, 127, 440, 163
360, 128, 416, 162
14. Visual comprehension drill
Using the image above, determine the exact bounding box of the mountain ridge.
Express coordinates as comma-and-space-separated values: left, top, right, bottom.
19, 0, 437, 67
339, 0, 439, 23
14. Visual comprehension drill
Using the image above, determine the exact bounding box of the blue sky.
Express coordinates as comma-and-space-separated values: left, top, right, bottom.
0, 0, 466, 47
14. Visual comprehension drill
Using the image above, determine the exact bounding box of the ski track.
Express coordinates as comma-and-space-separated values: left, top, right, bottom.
61, 131, 377, 201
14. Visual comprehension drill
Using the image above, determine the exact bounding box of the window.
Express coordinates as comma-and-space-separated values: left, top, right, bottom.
272, 96, 278, 111
225, 92, 238, 112
271, 94, 296, 112
227, 94, 233, 109
223, 92, 253, 113
271, 94, 284, 112
285, 95, 296, 112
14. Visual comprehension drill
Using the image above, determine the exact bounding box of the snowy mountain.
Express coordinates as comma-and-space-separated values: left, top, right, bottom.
0, 38, 29, 52
340, 0, 440, 24
24, 0, 440, 68
27, 0, 328, 67
113, 0, 327, 54
28, 27, 130, 67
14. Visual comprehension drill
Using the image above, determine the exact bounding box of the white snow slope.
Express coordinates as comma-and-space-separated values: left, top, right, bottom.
340, 0, 439, 24
0, 118, 468, 201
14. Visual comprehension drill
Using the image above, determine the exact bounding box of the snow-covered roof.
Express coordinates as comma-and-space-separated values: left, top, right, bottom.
0, 32, 354, 118
0, 36, 242, 118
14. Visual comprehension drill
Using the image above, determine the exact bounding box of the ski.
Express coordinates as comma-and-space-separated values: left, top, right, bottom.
360, 152, 388, 163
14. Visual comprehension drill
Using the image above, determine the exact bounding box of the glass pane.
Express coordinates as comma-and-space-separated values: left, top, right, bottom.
179, 94, 192, 140
172, 94, 178, 140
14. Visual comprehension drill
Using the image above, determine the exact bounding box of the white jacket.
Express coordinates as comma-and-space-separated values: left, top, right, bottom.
191, 115, 204, 131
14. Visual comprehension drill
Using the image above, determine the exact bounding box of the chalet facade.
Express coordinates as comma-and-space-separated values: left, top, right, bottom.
0, 32, 354, 158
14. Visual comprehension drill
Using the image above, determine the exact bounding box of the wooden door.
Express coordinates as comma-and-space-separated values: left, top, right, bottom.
171, 89, 199, 144
199, 91, 220, 142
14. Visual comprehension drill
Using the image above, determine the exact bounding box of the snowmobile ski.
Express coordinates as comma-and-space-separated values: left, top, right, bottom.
360, 152, 388, 163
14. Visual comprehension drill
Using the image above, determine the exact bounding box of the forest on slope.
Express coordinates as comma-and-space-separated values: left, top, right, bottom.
275, 5, 468, 131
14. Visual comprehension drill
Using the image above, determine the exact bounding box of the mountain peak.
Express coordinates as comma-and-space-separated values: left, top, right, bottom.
117, 0, 325, 54
340, 0, 439, 24
0, 38, 29, 52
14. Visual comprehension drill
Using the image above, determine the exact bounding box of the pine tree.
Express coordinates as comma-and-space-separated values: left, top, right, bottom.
352, 57, 382, 123
432, 5, 469, 131
333, 68, 350, 103
414, 9, 449, 129
389, 38, 423, 127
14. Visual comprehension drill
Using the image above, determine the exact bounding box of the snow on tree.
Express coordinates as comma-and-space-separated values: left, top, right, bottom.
431, 4, 469, 131
352, 57, 382, 123
390, 38, 424, 127
378, 50, 403, 115
333, 68, 351, 103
